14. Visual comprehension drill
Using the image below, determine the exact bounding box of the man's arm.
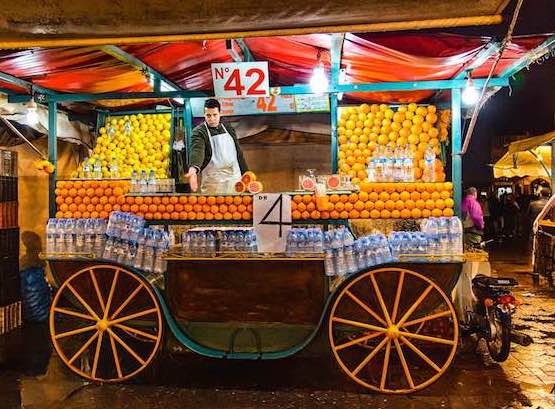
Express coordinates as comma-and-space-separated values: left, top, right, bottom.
185, 127, 206, 192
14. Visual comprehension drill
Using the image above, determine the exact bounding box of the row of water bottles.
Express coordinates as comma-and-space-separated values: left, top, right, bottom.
181, 228, 258, 256
130, 169, 158, 193
388, 231, 432, 261
420, 216, 463, 256
46, 218, 107, 257
367, 145, 437, 183
323, 229, 394, 277
82, 157, 120, 179
286, 228, 324, 255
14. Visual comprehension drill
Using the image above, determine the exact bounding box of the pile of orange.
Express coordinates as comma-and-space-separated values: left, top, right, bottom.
337, 103, 448, 185
55, 181, 254, 221
125, 195, 253, 221
55, 180, 129, 219
291, 182, 454, 220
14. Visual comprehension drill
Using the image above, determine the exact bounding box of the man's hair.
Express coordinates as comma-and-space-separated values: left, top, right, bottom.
541, 187, 551, 197
204, 99, 221, 111
465, 187, 477, 196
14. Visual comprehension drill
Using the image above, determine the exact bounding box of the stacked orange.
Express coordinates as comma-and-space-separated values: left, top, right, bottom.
438, 110, 451, 143
55, 180, 129, 219
126, 195, 253, 221
291, 182, 454, 220
336, 103, 447, 184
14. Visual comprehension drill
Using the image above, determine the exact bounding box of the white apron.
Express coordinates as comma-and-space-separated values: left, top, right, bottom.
200, 123, 242, 194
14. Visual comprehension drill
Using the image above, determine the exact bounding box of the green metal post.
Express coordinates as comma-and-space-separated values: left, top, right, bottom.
330, 94, 338, 173
48, 100, 57, 218
451, 89, 462, 216
183, 99, 193, 162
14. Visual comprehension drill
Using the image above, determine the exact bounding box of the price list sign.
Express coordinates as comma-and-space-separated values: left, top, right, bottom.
253, 193, 292, 253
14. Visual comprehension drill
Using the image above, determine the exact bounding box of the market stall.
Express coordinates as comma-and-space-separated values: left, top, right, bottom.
0, 30, 553, 394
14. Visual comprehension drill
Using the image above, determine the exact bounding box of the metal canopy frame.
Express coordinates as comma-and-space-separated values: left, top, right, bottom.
0, 34, 549, 218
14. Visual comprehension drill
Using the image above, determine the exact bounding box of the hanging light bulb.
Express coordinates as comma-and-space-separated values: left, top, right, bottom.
310, 62, 328, 94
462, 77, 480, 106
26, 100, 39, 126
337, 68, 347, 101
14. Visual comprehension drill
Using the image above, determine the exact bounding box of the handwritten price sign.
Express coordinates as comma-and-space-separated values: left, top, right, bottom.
211, 62, 270, 98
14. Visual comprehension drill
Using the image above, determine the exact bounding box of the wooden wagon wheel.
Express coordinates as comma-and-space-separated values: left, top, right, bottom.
328, 267, 458, 394
49, 264, 163, 382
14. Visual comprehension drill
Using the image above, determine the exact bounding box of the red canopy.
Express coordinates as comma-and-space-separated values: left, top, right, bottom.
0, 33, 548, 109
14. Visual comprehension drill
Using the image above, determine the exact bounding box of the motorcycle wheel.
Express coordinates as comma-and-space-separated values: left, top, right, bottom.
485, 307, 511, 362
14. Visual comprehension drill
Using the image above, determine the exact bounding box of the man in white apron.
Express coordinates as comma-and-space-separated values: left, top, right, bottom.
185, 99, 249, 194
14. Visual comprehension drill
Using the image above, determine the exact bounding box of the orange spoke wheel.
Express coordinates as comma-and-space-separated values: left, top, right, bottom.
329, 267, 458, 394
49, 265, 163, 382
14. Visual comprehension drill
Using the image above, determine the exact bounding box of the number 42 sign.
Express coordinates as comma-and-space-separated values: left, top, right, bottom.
211, 62, 270, 98
253, 193, 292, 253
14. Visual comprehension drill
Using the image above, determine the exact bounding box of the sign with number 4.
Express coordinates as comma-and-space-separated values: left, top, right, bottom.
253, 193, 292, 253
211, 62, 270, 98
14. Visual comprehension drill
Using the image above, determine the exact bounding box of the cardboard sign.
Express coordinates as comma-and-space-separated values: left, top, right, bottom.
211, 62, 270, 98
253, 193, 292, 253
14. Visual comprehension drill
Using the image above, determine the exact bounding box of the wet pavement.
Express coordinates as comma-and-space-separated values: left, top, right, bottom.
1, 241, 554, 409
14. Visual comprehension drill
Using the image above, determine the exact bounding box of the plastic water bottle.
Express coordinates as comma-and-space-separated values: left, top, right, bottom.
323, 232, 335, 276
143, 230, 155, 273
130, 170, 139, 193
46, 219, 57, 254
248, 230, 258, 253
383, 147, 394, 182
424, 217, 440, 255
80, 219, 90, 253
103, 236, 114, 260
93, 219, 106, 257
373, 148, 384, 182
403, 145, 415, 182
448, 217, 464, 255
393, 146, 404, 182
110, 157, 120, 179
423, 147, 436, 182
139, 170, 148, 193
134, 229, 146, 269
206, 231, 216, 256
148, 170, 157, 193
82, 158, 92, 179
54, 219, 65, 253
93, 158, 102, 179
437, 217, 450, 258
332, 231, 346, 276
124, 121, 132, 136
64, 219, 76, 254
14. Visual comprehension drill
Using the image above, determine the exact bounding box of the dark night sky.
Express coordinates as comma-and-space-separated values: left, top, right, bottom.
446, 0, 555, 187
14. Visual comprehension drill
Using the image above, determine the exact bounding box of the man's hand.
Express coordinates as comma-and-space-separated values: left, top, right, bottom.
185, 167, 198, 192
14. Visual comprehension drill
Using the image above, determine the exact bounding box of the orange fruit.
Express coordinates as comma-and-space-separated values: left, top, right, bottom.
360, 209, 370, 219
233, 212, 242, 220
219, 204, 228, 213
307, 202, 316, 212
349, 193, 358, 203
421, 191, 431, 201
431, 209, 443, 217
426, 183, 437, 193
301, 211, 310, 219
405, 183, 416, 192
404, 200, 415, 210
121, 204, 130, 212
330, 210, 340, 219
225, 196, 234, 205
365, 201, 375, 211
242, 211, 251, 220
210, 205, 219, 214
368, 192, 379, 202
358, 191, 369, 202
178, 196, 188, 204
216, 196, 225, 204
186, 212, 195, 220
443, 182, 453, 191
410, 208, 422, 219
370, 209, 380, 219
161, 197, 170, 205
334, 202, 345, 212
159, 204, 168, 213
354, 201, 365, 211
176, 212, 186, 220
292, 210, 301, 220
416, 183, 427, 192
390, 192, 400, 201
329, 194, 340, 203
297, 202, 307, 212
399, 191, 410, 201
410, 191, 421, 201
207, 196, 216, 205
170, 212, 180, 220
343, 202, 353, 212
422, 209, 431, 218
310, 210, 321, 219
320, 211, 330, 220
349, 210, 360, 219
167, 204, 176, 213
339, 195, 349, 203
214, 212, 223, 220
384, 200, 395, 210
339, 211, 349, 219
293, 195, 303, 203
189, 196, 198, 205
144, 197, 153, 205
228, 204, 238, 213
444, 198, 454, 208
394, 200, 405, 211
443, 208, 454, 217
302, 194, 313, 204
175, 203, 184, 212
400, 209, 411, 219
425, 199, 435, 210
374, 200, 385, 211
440, 190, 451, 200
415, 199, 426, 209
90, 197, 99, 205
130, 204, 139, 213
373, 183, 384, 193
380, 209, 391, 219
378, 191, 390, 201
198, 196, 207, 205
435, 199, 445, 210
391, 209, 401, 219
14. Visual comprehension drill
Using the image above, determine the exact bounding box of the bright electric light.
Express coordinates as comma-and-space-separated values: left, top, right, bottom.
310, 64, 328, 94
26, 102, 39, 125
462, 80, 480, 106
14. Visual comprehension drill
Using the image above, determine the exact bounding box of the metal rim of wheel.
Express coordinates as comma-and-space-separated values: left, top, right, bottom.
328, 267, 459, 394
49, 264, 163, 382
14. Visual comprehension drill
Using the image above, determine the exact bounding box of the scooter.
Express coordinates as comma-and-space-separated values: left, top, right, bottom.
466, 274, 532, 361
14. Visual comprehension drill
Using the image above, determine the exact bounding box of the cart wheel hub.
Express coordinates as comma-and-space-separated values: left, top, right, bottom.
97, 319, 110, 331
385, 325, 400, 340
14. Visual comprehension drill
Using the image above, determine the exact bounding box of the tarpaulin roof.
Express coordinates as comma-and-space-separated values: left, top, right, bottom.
0, 32, 551, 110
493, 130, 555, 178
0, 0, 509, 44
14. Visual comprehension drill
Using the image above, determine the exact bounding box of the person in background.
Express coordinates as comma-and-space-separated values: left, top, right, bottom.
185, 99, 249, 194
488, 191, 502, 239
528, 188, 551, 237
503, 194, 520, 238
461, 187, 485, 246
